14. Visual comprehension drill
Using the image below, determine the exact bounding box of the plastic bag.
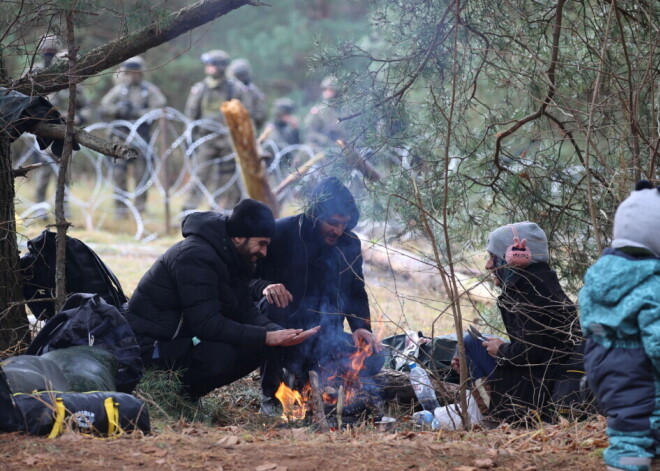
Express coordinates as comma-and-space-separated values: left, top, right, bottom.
433, 391, 483, 430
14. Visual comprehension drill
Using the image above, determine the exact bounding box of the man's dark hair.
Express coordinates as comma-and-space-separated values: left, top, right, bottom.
305, 177, 359, 231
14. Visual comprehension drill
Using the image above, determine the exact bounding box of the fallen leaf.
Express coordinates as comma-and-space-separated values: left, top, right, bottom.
218, 426, 239, 433
288, 428, 307, 439
474, 458, 495, 468
255, 464, 285, 471
454, 466, 477, 471
216, 435, 241, 448
182, 426, 203, 435
485, 449, 498, 458
23, 457, 38, 466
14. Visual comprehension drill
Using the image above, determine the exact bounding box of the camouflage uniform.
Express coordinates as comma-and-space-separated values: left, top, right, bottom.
99, 57, 167, 215
183, 51, 249, 211
263, 98, 300, 150
33, 84, 92, 205
303, 77, 346, 153
228, 58, 267, 132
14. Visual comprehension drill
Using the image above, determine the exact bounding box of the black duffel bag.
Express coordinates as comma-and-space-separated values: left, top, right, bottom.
0, 365, 150, 437
381, 332, 460, 384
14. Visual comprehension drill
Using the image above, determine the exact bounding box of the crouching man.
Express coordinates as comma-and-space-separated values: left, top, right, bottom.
250, 177, 384, 415
125, 199, 319, 400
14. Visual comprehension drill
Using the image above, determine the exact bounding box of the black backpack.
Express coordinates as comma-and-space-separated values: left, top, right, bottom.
26, 293, 143, 393
20, 230, 128, 320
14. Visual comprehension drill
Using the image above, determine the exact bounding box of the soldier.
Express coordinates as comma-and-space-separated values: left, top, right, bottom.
99, 56, 167, 216
183, 50, 250, 212
228, 58, 267, 132
303, 76, 346, 153
263, 98, 300, 150
27, 36, 92, 220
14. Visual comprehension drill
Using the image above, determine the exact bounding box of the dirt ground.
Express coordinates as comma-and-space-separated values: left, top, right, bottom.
4, 231, 608, 470
0, 419, 607, 471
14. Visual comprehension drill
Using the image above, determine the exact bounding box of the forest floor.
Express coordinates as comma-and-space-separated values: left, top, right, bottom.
2, 227, 609, 470
0, 406, 608, 471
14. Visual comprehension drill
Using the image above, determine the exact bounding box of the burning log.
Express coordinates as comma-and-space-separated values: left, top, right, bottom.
220, 99, 279, 215
308, 371, 330, 432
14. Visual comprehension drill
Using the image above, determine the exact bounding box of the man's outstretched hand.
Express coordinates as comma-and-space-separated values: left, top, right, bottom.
352, 328, 383, 353
262, 283, 293, 308
266, 326, 321, 347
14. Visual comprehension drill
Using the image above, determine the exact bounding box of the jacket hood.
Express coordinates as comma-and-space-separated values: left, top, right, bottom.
582, 250, 660, 305
304, 177, 359, 231
181, 211, 229, 253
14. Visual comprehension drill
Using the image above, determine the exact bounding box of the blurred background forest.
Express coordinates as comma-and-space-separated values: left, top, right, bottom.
4, 0, 371, 117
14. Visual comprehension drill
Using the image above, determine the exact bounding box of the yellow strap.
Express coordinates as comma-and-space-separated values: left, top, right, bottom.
48, 397, 66, 439
104, 397, 123, 436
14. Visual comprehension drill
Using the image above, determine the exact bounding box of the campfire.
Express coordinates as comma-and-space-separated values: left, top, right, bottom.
274, 343, 383, 429
275, 382, 309, 422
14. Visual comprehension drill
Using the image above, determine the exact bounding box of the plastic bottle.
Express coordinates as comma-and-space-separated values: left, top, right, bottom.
409, 362, 441, 412
411, 410, 434, 426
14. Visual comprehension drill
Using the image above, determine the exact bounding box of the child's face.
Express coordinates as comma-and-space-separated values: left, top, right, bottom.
486, 252, 505, 286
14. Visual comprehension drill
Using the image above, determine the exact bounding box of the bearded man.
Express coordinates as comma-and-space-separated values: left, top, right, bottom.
250, 177, 384, 415
126, 199, 319, 400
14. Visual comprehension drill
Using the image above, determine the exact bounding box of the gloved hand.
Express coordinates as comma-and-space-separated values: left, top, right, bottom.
116, 101, 133, 119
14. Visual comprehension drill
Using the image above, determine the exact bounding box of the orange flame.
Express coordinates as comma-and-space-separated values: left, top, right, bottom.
321, 342, 373, 405
275, 382, 308, 421
343, 342, 372, 403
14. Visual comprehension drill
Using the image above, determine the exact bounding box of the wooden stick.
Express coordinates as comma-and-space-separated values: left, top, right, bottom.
337, 139, 381, 181
32, 122, 139, 160
257, 126, 272, 145
272, 153, 324, 196
221, 99, 279, 216
337, 385, 344, 430
309, 371, 330, 432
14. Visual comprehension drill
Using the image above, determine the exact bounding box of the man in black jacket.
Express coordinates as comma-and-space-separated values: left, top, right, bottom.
126, 199, 319, 400
251, 177, 384, 414
454, 222, 579, 423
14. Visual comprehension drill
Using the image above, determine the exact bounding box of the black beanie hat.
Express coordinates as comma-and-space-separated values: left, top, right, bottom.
226, 199, 276, 238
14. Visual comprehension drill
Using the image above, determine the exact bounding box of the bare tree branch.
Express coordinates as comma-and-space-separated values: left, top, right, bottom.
5, 0, 260, 95
22, 121, 139, 164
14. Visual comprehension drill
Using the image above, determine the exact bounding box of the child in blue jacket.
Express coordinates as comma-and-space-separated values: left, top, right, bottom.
579, 181, 660, 471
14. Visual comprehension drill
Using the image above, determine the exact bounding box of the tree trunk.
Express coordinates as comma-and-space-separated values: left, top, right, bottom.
221, 99, 279, 215
0, 46, 28, 354
0, 137, 28, 354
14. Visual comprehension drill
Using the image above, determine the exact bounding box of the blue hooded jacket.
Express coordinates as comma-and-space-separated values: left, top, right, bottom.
579, 248, 660, 364
579, 248, 660, 441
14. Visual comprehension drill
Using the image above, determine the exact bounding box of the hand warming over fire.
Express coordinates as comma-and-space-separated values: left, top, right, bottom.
263, 283, 294, 308
266, 326, 321, 347
482, 337, 505, 357
352, 328, 383, 353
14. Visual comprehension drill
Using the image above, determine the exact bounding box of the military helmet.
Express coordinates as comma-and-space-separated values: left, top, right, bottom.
121, 56, 145, 72
38, 35, 60, 56
321, 75, 338, 91
228, 58, 252, 83
201, 50, 230, 67
273, 98, 295, 117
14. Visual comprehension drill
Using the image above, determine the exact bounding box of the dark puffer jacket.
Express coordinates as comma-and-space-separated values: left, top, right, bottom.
489, 262, 579, 420
126, 211, 280, 360
251, 177, 371, 335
